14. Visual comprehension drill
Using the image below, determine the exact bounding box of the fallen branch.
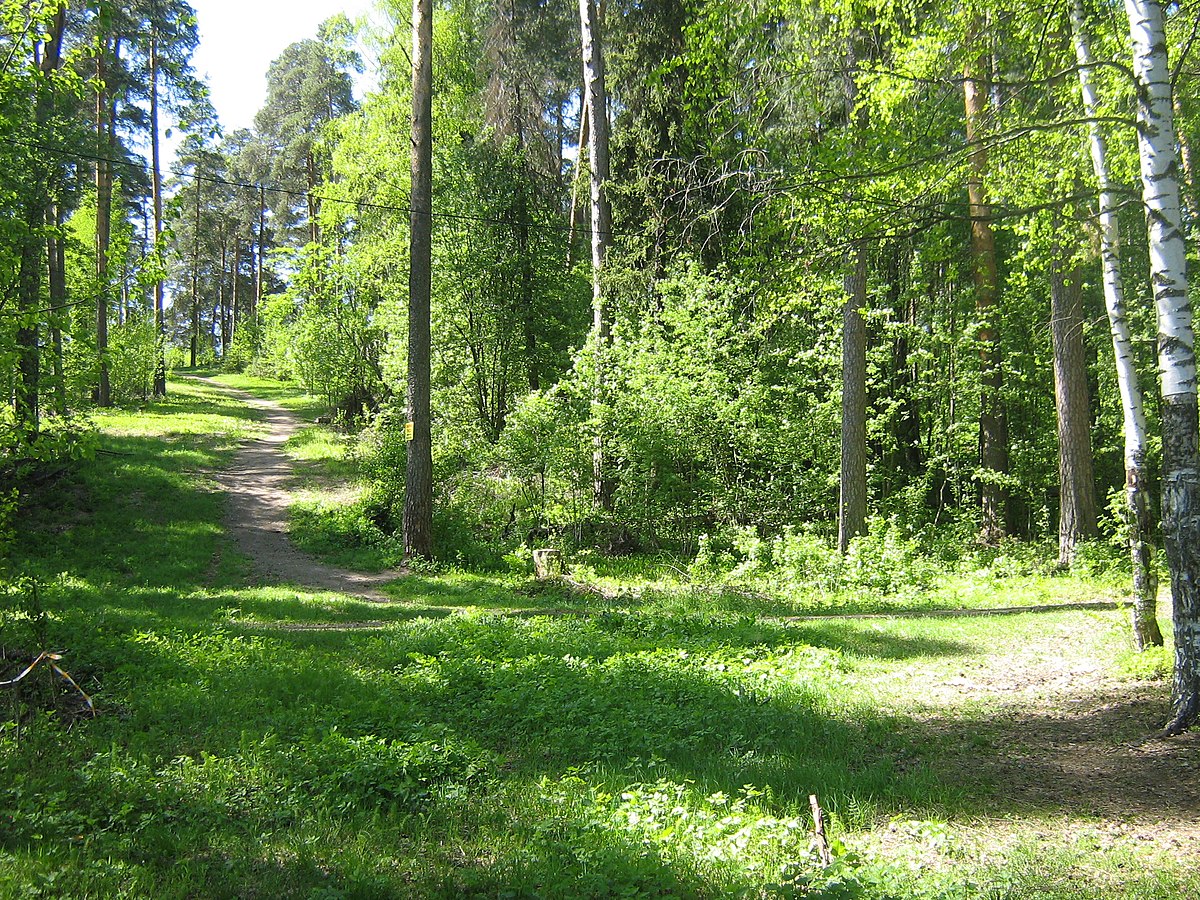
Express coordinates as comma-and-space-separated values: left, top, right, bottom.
0, 651, 95, 715
809, 793, 832, 867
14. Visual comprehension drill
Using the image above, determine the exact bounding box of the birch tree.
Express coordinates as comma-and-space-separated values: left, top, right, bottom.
1124, 0, 1200, 731
1070, 0, 1161, 648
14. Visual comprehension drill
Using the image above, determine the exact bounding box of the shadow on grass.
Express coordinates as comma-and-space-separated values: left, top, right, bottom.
8, 377, 1193, 897
910, 682, 1199, 822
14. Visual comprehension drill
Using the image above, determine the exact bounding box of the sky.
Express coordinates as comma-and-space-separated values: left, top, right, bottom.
188, 0, 378, 134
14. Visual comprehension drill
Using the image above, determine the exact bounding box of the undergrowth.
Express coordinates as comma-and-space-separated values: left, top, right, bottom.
0, 375, 1190, 899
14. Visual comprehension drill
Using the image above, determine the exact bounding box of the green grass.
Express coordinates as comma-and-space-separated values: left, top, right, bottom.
1, 375, 1194, 898
207, 371, 329, 420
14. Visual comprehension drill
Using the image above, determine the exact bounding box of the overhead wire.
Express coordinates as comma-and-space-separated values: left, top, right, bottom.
0, 133, 628, 240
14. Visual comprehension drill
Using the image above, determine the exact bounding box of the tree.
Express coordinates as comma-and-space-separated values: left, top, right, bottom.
838, 247, 867, 552
144, 0, 203, 394
579, 0, 613, 509
1049, 251, 1097, 566
13, 1, 68, 439
1123, 0, 1200, 732
254, 16, 359, 248
1070, 0, 1161, 646
962, 20, 1009, 544
405, 0, 434, 559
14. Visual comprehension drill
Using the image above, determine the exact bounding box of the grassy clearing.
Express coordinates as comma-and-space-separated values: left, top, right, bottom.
2, 377, 1195, 898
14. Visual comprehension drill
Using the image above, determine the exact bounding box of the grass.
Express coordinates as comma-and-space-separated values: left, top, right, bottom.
1, 375, 1195, 898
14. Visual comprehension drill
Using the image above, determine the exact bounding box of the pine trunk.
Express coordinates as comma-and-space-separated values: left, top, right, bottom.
94, 44, 113, 407
1050, 255, 1098, 566
151, 34, 167, 396
256, 186, 266, 323
963, 36, 1008, 543
191, 176, 201, 369
839, 246, 868, 552
1124, 0, 1200, 731
47, 204, 67, 418
404, 0, 435, 560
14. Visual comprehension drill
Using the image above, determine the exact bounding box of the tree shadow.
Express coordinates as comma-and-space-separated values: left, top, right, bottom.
901, 681, 1200, 823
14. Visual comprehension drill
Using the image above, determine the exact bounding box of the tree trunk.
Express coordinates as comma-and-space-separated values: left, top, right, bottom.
151, 32, 167, 396
963, 32, 1008, 544
1124, 0, 1200, 733
232, 240, 241, 337
1071, 0, 1161, 647
306, 150, 320, 246
94, 42, 113, 407
885, 248, 922, 488
219, 239, 230, 356
404, 0, 435, 560
47, 204, 67, 418
580, 0, 614, 510
16, 194, 41, 439
256, 185, 266, 324
16, 8, 64, 439
1050, 254, 1098, 566
566, 83, 589, 269
839, 245, 868, 552
191, 175, 201, 369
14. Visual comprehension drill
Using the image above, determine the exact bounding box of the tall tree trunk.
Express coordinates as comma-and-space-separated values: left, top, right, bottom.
232, 240, 241, 338
404, 0, 434, 559
1050, 253, 1098, 566
1071, 0, 1161, 647
16, 195, 41, 439
256, 185, 266, 324
839, 245, 868, 552
94, 42, 113, 407
191, 176, 201, 369
16, 8, 65, 439
1125, 0, 1200, 733
963, 32, 1008, 543
306, 151, 320, 246
885, 247, 922, 488
580, 0, 613, 510
47, 204, 67, 418
151, 32, 167, 396
566, 83, 589, 269
219, 239, 229, 356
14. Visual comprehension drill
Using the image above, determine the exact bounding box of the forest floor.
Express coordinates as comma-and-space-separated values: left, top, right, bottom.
192, 376, 403, 603
3, 373, 1198, 898
203, 375, 1200, 871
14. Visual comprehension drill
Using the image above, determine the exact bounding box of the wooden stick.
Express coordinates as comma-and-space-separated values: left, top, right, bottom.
809, 793, 832, 867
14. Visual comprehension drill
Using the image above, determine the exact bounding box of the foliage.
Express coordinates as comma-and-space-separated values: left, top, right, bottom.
1, 379, 1196, 898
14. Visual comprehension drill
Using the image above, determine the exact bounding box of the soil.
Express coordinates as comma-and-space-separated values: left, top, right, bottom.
873, 618, 1200, 863
200, 379, 401, 603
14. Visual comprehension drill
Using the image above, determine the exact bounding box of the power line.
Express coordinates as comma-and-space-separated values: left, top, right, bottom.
0, 134, 627, 240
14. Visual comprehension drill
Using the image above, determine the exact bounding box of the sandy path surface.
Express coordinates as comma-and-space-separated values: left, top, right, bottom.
203, 379, 400, 602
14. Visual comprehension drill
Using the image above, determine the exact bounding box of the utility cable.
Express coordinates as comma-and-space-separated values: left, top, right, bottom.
0, 134, 628, 240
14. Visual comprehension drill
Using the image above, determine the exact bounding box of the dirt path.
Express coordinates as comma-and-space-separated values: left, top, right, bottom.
200, 379, 401, 602
870, 618, 1200, 862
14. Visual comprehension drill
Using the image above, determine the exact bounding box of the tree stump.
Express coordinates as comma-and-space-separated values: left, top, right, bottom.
533, 548, 563, 580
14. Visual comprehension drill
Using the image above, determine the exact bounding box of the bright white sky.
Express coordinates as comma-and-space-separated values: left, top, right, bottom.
188, 0, 379, 134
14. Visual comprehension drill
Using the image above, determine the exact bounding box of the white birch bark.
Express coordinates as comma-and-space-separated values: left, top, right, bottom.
1071, 0, 1161, 648
1125, 0, 1200, 732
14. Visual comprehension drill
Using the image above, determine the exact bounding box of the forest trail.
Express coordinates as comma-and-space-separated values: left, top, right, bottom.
195, 377, 402, 603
